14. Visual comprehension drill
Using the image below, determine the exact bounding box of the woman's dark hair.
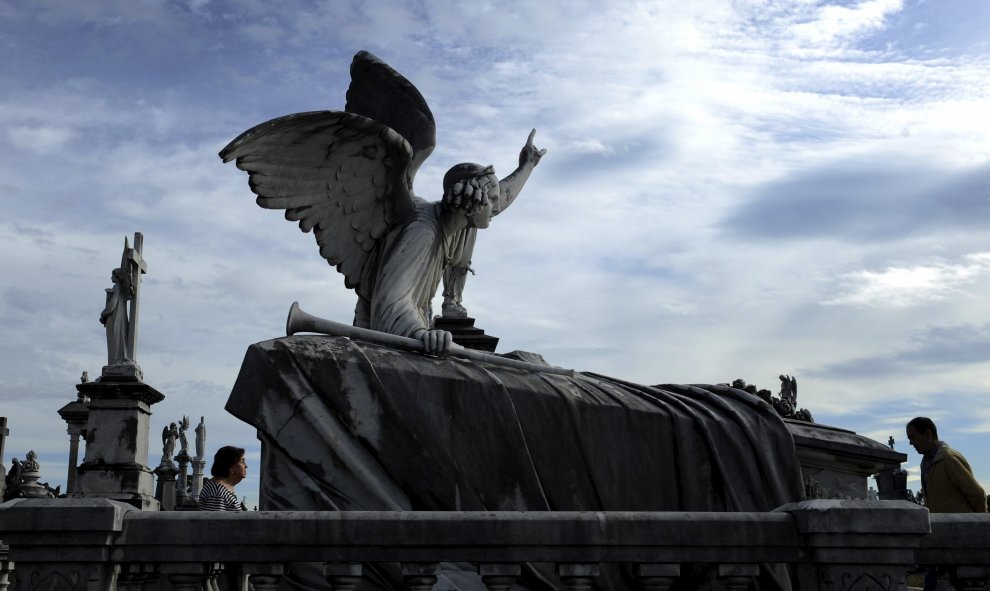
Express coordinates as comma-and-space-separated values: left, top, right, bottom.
210, 445, 245, 478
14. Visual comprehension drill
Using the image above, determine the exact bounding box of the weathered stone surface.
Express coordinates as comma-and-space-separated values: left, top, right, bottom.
786, 420, 907, 500
228, 336, 805, 514
226, 335, 806, 589
74, 380, 163, 510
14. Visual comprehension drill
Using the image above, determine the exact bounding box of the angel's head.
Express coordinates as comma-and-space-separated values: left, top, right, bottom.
442, 163, 499, 229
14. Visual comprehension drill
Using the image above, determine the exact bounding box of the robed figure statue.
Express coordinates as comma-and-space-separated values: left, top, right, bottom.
99, 233, 147, 380
100, 265, 131, 365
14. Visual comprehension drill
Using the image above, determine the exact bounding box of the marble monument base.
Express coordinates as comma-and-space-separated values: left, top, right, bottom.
74, 379, 163, 511
432, 316, 498, 352
100, 360, 144, 382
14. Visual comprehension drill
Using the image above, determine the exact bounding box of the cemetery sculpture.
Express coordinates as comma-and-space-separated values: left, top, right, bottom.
160, 421, 179, 465
195, 416, 206, 460
99, 232, 147, 380
219, 50, 543, 356
178, 415, 190, 456
222, 50, 807, 591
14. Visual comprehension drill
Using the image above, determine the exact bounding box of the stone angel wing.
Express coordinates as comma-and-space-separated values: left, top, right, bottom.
219, 111, 419, 290
345, 50, 436, 180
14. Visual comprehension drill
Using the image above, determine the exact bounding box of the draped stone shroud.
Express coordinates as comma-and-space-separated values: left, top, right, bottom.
226, 335, 806, 589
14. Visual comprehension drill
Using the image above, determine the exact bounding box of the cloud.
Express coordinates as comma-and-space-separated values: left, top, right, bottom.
7, 125, 73, 154
719, 160, 990, 242
791, 0, 905, 49
825, 253, 990, 307
811, 322, 990, 378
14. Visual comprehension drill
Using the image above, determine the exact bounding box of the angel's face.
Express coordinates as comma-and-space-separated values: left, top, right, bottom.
469, 197, 494, 229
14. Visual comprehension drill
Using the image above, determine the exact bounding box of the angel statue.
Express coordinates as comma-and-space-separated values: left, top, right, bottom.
178, 415, 190, 456
161, 422, 179, 464
220, 50, 545, 355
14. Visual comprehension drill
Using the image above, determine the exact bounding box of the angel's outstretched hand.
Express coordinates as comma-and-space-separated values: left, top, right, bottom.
419, 328, 453, 357
519, 128, 547, 168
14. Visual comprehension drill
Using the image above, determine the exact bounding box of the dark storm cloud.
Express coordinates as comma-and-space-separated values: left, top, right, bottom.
809, 322, 990, 379
719, 159, 990, 242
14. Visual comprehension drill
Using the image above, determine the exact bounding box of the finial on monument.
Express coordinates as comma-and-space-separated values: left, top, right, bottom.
99, 232, 148, 382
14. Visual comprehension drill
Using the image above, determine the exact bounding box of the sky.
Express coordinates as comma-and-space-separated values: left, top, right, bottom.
1, 0, 989, 510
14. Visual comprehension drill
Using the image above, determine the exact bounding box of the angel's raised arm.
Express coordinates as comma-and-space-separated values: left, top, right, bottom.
494, 129, 547, 216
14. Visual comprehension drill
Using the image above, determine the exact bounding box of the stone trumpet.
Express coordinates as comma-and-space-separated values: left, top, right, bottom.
286, 301, 574, 377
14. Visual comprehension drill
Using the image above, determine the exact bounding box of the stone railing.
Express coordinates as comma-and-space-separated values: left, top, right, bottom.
1, 499, 988, 591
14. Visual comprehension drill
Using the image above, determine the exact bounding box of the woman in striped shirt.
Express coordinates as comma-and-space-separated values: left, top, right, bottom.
198, 445, 247, 511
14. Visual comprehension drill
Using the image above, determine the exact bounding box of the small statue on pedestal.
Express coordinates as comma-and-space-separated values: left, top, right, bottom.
178, 415, 190, 457
161, 422, 179, 467
99, 233, 147, 381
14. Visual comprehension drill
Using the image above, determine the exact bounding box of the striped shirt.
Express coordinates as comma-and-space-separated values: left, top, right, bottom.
198, 478, 243, 511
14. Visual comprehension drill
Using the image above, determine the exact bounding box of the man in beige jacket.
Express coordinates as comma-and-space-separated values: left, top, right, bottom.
906, 416, 987, 513
906, 416, 986, 591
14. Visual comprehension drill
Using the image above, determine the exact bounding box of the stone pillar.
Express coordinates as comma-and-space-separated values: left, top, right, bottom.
57, 388, 90, 495
774, 499, 930, 591
191, 457, 206, 501
153, 461, 178, 511
0, 498, 131, 591
175, 449, 191, 507
74, 379, 164, 510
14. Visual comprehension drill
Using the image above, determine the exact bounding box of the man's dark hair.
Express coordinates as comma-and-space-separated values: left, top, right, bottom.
210, 445, 245, 478
907, 416, 938, 439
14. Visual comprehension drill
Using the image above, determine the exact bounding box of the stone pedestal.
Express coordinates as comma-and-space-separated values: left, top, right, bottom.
0, 498, 132, 591
775, 500, 930, 591
154, 461, 178, 511
191, 457, 206, 501
432, 317, 498, 352
74, 379, 164, 510
786, 419, 907, 500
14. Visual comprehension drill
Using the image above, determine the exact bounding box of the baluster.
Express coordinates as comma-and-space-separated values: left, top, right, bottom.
717, 564, 758, 591
243, 564, 284, 591
0, 560, 14, 591
161, 562, 219, 591
479, 563, 521, 591
117, 563, 157, 591
204, 563, 224, 591
635, 563, 680, 591
557, 563, 600, 591
401, 563, 439, 591
324, 563, 363, 591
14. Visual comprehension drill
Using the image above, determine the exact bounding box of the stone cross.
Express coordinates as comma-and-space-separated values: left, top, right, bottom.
125, 232, 147, 361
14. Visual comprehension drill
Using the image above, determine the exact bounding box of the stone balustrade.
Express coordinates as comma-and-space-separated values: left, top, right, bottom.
0, 499, 988, 591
